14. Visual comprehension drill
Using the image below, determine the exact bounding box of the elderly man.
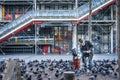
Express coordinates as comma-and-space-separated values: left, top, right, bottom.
79, 39, 93, 68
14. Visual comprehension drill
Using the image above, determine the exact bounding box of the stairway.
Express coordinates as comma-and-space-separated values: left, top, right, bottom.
0, 0, 115, 43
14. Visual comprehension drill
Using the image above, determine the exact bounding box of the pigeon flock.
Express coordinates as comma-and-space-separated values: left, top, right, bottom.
0, 58, 119, 80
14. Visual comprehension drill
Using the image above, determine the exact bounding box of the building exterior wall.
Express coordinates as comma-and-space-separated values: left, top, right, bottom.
0, 0, 117, 54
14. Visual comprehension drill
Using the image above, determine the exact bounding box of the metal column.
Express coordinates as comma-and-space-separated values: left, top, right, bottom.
88, 0, 92, 42
111, 26, 113, 53
34, 0, 37, 55
72, 0, 78, 50
116, 2, 118, 54
111, 5, 114, 20
117, 0, 120, 79
111, 5, 114, 54
72, 25, 77, 49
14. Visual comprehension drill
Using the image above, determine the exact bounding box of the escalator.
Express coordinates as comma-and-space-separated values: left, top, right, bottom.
0, 0, 115, 43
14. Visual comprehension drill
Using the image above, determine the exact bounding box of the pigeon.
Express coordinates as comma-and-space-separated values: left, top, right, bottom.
27, 75, 32, 80
86, 68, 91, 76
91, 67, 98, 74
0, 74, 3, 80
30, 68, 33, 71
60, 77, 64, 80
114, 72, 118, 78
75, 68, 81, 76
93, 74, 97, 79
111, 59, 117, 65
55, 70, 59, 78
101, 69, 107, 76
88, 76, 94, 80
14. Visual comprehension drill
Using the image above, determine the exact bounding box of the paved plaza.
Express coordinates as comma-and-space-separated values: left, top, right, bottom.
0, 53, 118, 62
0, 53, 119, 80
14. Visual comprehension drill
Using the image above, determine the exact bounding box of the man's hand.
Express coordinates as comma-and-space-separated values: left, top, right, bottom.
83, 50, 91, 53
86, 50, 91, 53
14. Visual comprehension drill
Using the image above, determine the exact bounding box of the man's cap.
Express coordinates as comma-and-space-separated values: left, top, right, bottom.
79, 39, 83, 43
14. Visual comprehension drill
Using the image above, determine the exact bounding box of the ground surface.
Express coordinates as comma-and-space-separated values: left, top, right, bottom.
0, 53, 119, 80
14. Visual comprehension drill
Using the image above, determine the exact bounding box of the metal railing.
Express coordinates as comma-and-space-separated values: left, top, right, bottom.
7, 36, 54, 44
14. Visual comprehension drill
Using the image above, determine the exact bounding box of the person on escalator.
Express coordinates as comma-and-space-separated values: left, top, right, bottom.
79, 39, 93, 68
